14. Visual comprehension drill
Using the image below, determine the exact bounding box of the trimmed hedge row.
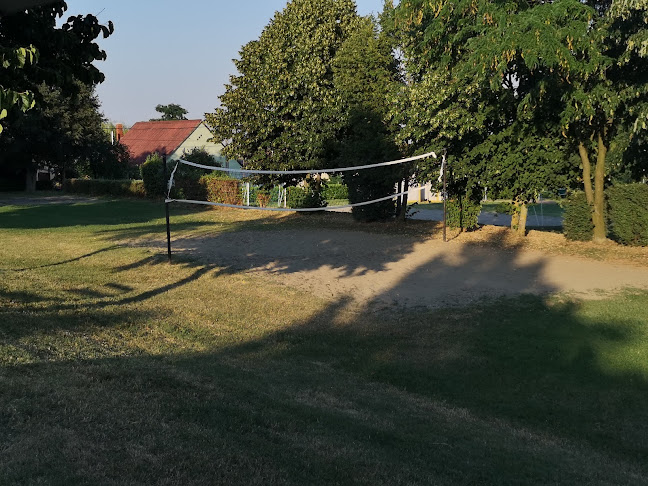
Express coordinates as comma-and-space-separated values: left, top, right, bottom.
563, 184, 648, 246
287, 186, 327, 209
563, 192, 593, 241
322, 183, 349, 200
608, 184, 648, 246
65, 179, 146, 198
202, 175, 241, 205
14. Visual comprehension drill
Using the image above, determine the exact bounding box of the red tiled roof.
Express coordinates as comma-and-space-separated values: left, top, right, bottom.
120, 119, 203, 165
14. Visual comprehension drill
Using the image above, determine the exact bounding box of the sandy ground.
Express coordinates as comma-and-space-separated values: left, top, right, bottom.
175, 228, 648, 310
3, 194, 645, 309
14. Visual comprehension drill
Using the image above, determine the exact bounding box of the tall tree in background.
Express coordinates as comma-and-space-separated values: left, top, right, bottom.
332, 15, 402, 221
465, 0, 648, 241
152, 103, 188, 121
206, 0, 360, 185
391, 0, 648, 238
0, 1, 114, 190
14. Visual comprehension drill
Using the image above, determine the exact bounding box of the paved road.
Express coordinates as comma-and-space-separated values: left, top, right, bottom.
409, 208, 563, 227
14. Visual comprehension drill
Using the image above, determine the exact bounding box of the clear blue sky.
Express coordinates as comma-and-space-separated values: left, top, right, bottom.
63, 0, 386, 126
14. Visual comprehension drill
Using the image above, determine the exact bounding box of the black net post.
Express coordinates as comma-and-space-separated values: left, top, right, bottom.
163, 153, 172, 262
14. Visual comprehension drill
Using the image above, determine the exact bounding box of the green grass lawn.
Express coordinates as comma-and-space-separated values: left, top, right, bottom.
0, 198, 647, 485
415, 200, 565, 218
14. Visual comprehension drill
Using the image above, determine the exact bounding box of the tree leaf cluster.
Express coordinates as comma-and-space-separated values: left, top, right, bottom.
0, 2, 117, 187
206, 0, 361, 185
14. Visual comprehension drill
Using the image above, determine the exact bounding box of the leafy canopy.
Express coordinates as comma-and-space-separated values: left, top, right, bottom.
206, 0, 360, 183
152, 103, 188, 121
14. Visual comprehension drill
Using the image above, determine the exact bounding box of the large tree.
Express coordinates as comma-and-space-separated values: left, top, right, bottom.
331, 15, 403, 221
0, 1, 114, 189
205, 0, 360, 184
152, 103, 188, 121
391, 0, 648, 238
390, 1, 580, 233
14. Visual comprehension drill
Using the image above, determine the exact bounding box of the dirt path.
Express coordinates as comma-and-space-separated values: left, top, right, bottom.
175, 228, 648, 309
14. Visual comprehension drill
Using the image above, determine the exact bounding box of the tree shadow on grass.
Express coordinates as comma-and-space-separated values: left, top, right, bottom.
0, 199, 201, 230
2, 216, 648, 484
1, 293, 647, 485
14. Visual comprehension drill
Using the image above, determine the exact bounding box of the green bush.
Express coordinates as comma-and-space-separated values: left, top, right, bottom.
344, 167, 399, 222
141, 153, 166, 198
607, 184, 648, 246
200, 174, 241, 205
563, 192, 593, 241
65, 179, 146, 198
287, 186, 327, 209
322, 183, 349, 200
447, 196, 481, 230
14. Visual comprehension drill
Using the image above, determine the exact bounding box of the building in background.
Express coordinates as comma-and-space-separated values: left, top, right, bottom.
119, 119, 242, 173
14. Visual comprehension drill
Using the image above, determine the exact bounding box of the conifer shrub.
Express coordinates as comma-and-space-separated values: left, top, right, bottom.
140, 153, 166, 198
446, 196, 481, 230
607, 184, 648, 246
563, 192, 593, 241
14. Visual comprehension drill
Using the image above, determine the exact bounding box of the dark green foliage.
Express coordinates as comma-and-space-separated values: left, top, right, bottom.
152, 103, 188, 121
206, 0, 360, 183
322, 183, 348, 200
140, 154, 166, 198
35, 179, 54, 191
563, 193, 594, 241
607, 184, 648, 246
64, 179, 146, 198
0, 3, 114, 188
446, 196, 481, 230
171, 148, 221, 199
287, 186, 327, 209
332, 17, 402, 222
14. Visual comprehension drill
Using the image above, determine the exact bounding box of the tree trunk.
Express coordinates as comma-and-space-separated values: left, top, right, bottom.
517, 203, 528, 236
578, 141, 594, 206
592, 133, 607, 242
25, 168, 37, 192
510, 202, 520, 231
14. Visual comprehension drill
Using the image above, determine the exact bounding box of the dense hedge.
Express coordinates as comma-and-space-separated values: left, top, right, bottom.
563, 192, 593, 241
322, 183, 349, 200
446, 196, 481, 230
287, 186, 327, 209
607, 184, 648, 246
201, 174, 241, 205
140, 154, 166, 198
65, 179, 146, 198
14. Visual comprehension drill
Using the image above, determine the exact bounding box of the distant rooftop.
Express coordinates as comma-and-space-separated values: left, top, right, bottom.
119, 119, 203, 165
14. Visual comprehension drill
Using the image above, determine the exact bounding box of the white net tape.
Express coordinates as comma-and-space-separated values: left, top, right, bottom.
166, 185, 428, 212
166, 151, 443, 212
176, 151, 437, 175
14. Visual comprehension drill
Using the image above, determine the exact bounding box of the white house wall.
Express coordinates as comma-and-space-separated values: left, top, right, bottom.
170, 123, 224, 160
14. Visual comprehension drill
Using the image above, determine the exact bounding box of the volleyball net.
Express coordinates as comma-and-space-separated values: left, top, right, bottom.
165, 151, 442, 212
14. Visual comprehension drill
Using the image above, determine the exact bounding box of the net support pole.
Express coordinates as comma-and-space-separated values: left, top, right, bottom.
163, 153, 172, 263
443, 150, 448, 243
